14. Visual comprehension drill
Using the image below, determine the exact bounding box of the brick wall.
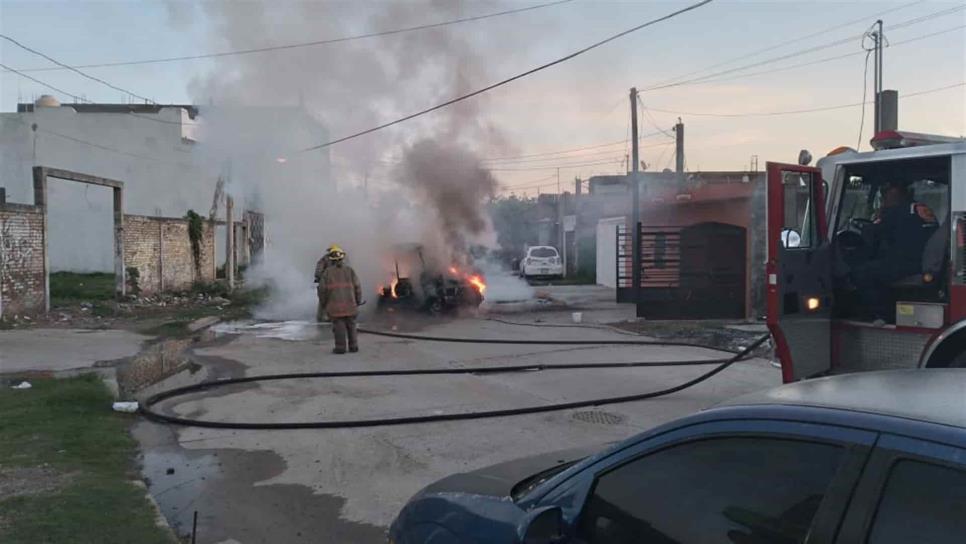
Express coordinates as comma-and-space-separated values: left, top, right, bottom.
0, 203, 46, 317
123, 215, 215, 295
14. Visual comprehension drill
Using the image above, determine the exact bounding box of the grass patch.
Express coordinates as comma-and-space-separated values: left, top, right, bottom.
0, 375, 175, 544
49, 272, 115, 304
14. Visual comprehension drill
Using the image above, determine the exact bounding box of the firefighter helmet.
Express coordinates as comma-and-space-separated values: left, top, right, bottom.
326, 244, 346, 261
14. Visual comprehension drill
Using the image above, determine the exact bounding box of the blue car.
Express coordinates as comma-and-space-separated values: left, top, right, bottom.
389, 370, 966, 544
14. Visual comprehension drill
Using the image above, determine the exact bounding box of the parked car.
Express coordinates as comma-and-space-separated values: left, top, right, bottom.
520, 246, 563, 280
389, 370, 966, 544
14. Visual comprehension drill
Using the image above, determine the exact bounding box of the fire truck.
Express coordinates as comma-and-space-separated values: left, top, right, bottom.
767, 130, 966, 383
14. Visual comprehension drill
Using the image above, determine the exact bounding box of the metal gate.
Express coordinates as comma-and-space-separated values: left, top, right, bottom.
617, 222, 747, 318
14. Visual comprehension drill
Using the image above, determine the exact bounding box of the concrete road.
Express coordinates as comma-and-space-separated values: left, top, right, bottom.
0, 328, 147, 374
136, 286, 780, 543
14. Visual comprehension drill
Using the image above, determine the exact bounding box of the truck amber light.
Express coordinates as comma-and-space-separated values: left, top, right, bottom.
806, 297, 821, 311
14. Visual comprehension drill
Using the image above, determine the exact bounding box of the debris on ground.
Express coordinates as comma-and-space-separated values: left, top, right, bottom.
112, 401, 140, 413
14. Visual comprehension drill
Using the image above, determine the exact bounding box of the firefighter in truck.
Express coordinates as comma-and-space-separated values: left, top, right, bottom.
766, 130, 966, 383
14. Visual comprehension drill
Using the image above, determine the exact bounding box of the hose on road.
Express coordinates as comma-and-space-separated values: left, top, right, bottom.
140, 329, 772, 430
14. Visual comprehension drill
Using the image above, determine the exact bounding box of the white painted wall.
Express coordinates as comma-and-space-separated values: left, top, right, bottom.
0, 103, 213, 272
1, 103, 331, 274
596, 216, 625, 288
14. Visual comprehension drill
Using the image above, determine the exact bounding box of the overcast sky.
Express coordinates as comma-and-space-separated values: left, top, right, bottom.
1, 0, 963, 194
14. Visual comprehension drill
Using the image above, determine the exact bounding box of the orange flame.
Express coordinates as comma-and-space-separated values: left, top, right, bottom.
449, 266, 459, 276
468, 275, 486, 295
390, 278, 399, 298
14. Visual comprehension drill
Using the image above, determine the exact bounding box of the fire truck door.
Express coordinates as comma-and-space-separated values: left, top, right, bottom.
766, 162, 831, 382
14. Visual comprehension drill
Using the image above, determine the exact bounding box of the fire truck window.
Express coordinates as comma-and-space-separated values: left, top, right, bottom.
782, 171, 818, 248
835, 175, 877, 230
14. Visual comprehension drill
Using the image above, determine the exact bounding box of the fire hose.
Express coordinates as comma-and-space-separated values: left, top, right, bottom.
140, 326, 772, 429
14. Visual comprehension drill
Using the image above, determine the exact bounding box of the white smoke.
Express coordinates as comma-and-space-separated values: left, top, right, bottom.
174, 1, 536, 317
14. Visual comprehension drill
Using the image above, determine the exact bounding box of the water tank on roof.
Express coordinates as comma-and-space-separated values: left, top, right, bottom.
34, 95, 61, 108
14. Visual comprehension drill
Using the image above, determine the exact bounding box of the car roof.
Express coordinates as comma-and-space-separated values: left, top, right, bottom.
721, 370, 966, 429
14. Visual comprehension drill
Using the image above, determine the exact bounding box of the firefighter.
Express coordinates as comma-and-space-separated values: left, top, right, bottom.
850, 182, 938, 323
316, 244, 362, 354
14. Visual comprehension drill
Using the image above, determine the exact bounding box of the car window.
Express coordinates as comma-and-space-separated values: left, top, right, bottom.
866, 459, 966, 544
576, 437, 845, 544
530, 247, 557, 258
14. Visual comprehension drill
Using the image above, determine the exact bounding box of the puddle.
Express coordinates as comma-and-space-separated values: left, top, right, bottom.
134, 422, 384, 542
141, 445, 223, 536
212, 320, 326, 341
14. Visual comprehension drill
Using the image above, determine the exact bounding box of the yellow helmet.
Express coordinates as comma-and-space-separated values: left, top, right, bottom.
326, 244, 346, 261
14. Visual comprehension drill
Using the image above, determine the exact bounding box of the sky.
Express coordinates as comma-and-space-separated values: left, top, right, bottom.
1, 0, 964, 195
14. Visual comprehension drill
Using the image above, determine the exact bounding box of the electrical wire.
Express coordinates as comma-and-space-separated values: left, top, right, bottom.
140, 331, 771, 429
645, 81, 966, 118
487, 158, 626, 172
3, 61, 199, 128
644, 0, 924, 90
665, 23, 964, 89
4, 0, 575, 74
0, 34, 155, 103
480, 129, 671, 163
0, 62, 86, 102
641, 3, 966, 92
300, 0, 715, 152
638, 95, 674, 139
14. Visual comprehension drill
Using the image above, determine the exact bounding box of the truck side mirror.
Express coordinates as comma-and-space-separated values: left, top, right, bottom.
781, 228, 802, 248
517, 506, 566, 544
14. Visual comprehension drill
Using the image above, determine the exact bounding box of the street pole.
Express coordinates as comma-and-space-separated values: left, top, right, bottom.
630, 87, 641, 305
874, 19, 884, 134
674, 117, 685, 183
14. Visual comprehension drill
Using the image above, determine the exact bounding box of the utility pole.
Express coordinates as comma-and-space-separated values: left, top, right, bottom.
556, 167, 563, 268
225, 195, 235, 290
673, 117, 685, 182
574, 177, 581, 275
873, 19, 884, 134
630, 87, 641, 304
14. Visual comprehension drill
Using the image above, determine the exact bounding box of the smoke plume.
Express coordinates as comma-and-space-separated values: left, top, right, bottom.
171, 1, 527, 317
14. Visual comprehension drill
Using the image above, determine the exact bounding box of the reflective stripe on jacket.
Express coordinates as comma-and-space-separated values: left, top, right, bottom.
318, 263, 361, 317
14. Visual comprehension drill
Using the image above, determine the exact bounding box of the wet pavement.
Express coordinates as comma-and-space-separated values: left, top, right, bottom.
134, 285, 782, 543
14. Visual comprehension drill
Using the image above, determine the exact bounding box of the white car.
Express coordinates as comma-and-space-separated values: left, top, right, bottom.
521, 246, 563, 279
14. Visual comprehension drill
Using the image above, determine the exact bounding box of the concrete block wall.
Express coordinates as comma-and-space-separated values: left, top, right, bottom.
123, 215, 216, 295
0, 203, 46, 317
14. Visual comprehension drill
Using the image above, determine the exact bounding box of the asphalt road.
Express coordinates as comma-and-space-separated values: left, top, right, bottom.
135, 286, 781, 543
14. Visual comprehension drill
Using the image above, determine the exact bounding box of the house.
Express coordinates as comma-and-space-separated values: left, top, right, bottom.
578, 170, 767, 319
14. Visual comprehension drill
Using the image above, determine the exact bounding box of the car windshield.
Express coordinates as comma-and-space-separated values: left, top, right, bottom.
510, 460, 582, 502
530, 248, 557, 258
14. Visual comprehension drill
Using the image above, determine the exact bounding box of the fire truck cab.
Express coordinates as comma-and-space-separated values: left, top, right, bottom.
767, 131, 966, 383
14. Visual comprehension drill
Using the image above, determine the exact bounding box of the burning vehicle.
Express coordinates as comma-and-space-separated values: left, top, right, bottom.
378, 243, 485, 313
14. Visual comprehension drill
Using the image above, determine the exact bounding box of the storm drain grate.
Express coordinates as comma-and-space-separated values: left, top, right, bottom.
571, 410, 625, 425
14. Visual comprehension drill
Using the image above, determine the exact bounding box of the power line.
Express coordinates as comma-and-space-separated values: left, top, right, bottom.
481, 133, 659, 166
3, 0, 575, 74
663, 23, 965, 89
638, 95, 674, 138
645, 0, 924, 89
646, 81, 965, 118
481, 130, 670, 163
3, 62, 199, 127
640, 3, 966, 92
0, 34, 155, 103
487, 158, 626, 172
0, 62, 86, 102
301, 0, 715, 152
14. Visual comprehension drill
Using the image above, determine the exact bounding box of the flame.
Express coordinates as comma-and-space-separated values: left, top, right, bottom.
449, 266, 459, 276
390, 278, 399, 299
468, 275, 486, 295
